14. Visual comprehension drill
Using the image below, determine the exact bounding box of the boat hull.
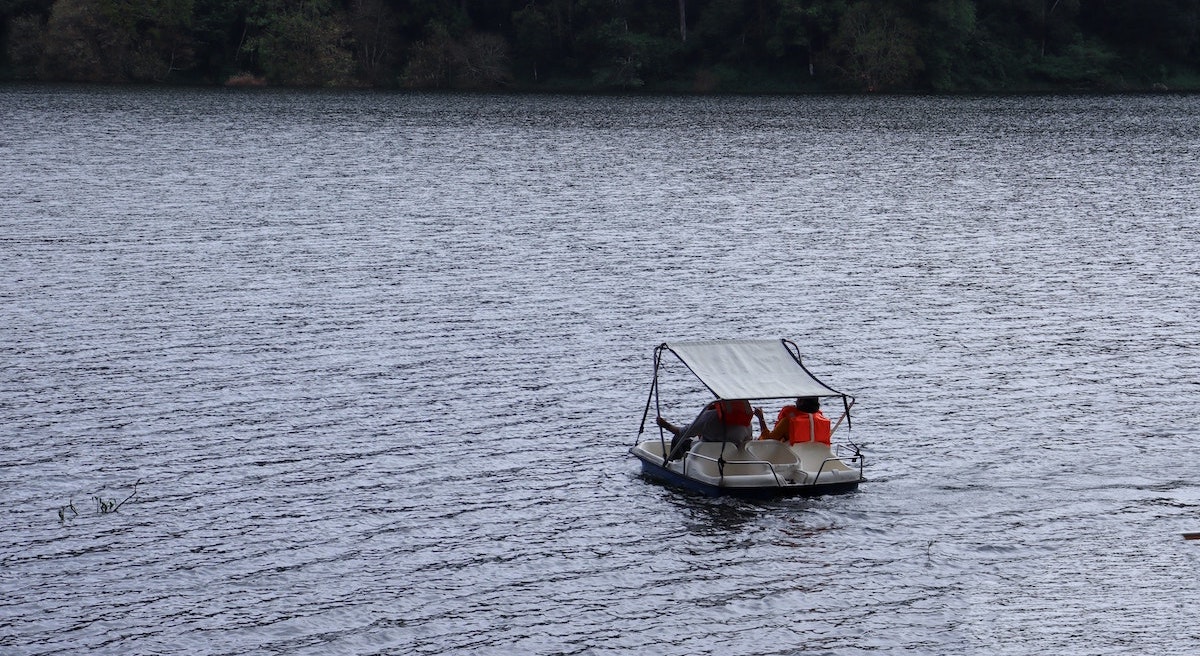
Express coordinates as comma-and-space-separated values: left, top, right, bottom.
630, 447, 862, 499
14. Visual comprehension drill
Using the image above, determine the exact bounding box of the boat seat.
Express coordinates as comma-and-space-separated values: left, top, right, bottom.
792, 441, 860, 482
745, 439, 802, 466
633, 440, 670, 461
685, 441, 796, 478
792, 441, 843, 466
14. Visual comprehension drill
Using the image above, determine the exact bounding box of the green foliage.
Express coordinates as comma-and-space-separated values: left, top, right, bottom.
511, 1, 558, 81
920, 0, 978, 91
766, 0, 845, 59
4, 13, 44, 78
189, 0, 253, 81
29, 0, 194, 81
346, 0, 398, 84
400, 20, 512, 89
830, 1, 923, 91
578, 17, 681, 89
3, 0, 1200, 89
1031, 37, 1121, 88
242, 0, 354, 86
400, 20, 454, 87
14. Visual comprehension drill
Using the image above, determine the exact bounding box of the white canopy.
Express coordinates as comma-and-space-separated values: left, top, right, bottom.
662, 339, 843, 401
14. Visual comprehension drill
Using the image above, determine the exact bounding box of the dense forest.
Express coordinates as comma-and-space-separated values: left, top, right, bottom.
2, 0, 1199, 92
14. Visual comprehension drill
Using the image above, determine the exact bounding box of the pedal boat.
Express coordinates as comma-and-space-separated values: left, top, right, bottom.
629, 339, 864, 498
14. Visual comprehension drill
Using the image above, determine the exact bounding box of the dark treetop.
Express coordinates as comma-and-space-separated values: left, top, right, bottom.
3, 0, 1199, 92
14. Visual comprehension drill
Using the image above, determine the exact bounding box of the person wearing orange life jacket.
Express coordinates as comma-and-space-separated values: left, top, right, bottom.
657, 399, 754, 461
755, 396, 831, 445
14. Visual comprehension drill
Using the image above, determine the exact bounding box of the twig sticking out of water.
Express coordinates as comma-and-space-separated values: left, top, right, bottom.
94, 496, 116, 513
58, 479, 143, 523
112, 478, 142, 512
57, 500, 79, 524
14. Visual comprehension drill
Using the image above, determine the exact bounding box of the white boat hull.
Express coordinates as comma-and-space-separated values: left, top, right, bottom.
630, 438, 863, 497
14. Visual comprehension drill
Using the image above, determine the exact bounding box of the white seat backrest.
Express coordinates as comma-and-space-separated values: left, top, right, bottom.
745, 440, 801, 465
691, 441, 736, 459
792, 441, 851, 471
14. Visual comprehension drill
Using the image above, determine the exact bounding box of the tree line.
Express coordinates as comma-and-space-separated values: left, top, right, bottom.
2, 0, 1198, 92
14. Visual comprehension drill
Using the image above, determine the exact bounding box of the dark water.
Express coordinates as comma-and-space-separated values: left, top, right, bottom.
2, 86, 1199, 655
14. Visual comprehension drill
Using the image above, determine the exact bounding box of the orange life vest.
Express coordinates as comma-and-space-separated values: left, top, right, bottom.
714, 399, 753, 427
777, 406, 831, 445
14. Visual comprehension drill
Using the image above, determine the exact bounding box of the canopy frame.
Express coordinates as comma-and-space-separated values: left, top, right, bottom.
637, 338, 854, 446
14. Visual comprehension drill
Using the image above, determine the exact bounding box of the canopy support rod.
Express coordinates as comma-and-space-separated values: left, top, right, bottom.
831, 396, 855, 435
637, 344, 670, 458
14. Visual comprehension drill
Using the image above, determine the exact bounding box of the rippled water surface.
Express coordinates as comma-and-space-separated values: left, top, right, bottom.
3, 86, 1200, 655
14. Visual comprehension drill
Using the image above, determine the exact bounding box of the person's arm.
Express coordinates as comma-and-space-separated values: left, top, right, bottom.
756, 408, 787, 441
754, 407, 770, 437
656, 416, 682, 437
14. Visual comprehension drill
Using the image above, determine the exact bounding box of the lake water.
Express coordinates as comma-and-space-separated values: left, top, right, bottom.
2, 86, 1199, 655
